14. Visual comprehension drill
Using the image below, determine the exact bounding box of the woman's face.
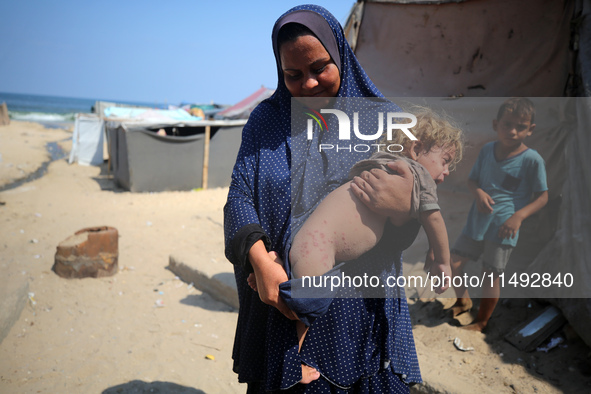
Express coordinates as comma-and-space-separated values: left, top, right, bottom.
279, 34, 340, 98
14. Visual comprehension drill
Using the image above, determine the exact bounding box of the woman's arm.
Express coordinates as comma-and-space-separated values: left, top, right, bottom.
249, 241, 298, 320
223, 121, 263, 269
223, 112, 297, 320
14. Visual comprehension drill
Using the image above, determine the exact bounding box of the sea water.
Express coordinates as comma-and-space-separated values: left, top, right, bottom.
0, 91, 164, 129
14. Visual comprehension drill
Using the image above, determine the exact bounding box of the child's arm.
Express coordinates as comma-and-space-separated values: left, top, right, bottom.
420, 209, 451, 294
498, 190, 548, 239
468, 178, 494, 214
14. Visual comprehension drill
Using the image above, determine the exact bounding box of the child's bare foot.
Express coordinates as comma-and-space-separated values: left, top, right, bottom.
449, 298, 473, 317
462, 321, 487, 332
247, 273, 257, 292
301, 364, 320, 384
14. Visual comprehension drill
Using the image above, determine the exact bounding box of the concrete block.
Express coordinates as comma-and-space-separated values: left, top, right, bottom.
168, 253, 238, 310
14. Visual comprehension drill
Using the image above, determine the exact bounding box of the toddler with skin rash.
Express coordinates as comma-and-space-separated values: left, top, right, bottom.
249, 108, 464, 353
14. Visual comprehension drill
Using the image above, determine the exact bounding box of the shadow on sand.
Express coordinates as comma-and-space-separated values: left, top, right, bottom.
103, 380, 205, 393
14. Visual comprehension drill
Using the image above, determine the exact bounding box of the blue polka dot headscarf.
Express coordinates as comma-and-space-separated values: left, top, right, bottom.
269, 4, 385, 105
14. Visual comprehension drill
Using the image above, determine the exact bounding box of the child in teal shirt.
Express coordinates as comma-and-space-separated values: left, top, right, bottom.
450, 97, 548, 332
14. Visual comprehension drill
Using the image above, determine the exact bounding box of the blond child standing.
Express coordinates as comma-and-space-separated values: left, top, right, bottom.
449, 98, 548, 332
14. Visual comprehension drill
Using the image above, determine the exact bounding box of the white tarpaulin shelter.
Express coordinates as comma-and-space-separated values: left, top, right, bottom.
344, 0, 591, 345
69, 113, 105, 166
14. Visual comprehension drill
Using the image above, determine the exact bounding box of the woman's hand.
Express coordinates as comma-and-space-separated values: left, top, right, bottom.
248, 242, 298, 320
350, 160, 413, 225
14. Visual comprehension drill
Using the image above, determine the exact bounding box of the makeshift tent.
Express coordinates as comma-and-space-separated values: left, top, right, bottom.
217, 86, 275, 119
344, 0, 591, 345
345, 0, 577, 97
103, 107, 202, 121
106, 119, 245, 192
69, 113, 105, 166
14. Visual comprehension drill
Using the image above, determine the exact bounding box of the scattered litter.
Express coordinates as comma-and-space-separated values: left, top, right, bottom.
154, 299, 165, 308
27, 292, 36, 306
34, 254, 41, 259
20, 229, 25, 234
158, 291, 164, 295
146, 221, 152, 226
205, 354, 215, 360
34, 213, 42, 217
505, 305, 566, 352
194, 323, 203, 328
536, 336, 564, 353
187, 282, 194, 290
30, 239, 38, 244
453, 337, 474, 352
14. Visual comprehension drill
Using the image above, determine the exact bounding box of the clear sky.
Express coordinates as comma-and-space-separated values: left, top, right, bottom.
0, 1, 356, 106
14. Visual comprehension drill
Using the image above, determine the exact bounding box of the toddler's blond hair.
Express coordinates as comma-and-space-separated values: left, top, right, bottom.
383, 106, 464, 171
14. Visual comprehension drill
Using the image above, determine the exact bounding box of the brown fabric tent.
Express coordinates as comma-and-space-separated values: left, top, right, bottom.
345, 0, 577, 97
344, 0, 591, 345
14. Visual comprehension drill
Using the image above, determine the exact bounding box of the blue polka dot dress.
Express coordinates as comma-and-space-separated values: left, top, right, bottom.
223, 4, 422, 393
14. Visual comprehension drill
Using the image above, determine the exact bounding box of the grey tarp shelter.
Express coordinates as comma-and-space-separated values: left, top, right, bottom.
344, 0, 591, 345
106, 119, 245, 192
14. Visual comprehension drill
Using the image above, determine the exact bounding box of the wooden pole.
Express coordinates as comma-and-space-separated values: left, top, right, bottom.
202, 125, 210, 189
0, 102, 10, 126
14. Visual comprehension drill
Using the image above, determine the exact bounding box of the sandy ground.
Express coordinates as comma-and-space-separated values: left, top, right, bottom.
1, 120, 590, 394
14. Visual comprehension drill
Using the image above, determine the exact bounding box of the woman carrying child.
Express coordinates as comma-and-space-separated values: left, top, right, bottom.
224, 5, 460, 392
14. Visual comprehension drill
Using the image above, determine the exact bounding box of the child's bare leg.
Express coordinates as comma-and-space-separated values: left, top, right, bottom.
450, 253, 473, 317
297, 320, 308, 350
247, 268, 320, 384
296, 321, 320, 383
464, 270, 500, 332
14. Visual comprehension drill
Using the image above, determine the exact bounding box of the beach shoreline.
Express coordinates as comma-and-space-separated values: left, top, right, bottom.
1, 120, 589, 393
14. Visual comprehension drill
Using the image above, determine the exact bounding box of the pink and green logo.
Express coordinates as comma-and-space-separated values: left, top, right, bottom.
305, 108, 329, 132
